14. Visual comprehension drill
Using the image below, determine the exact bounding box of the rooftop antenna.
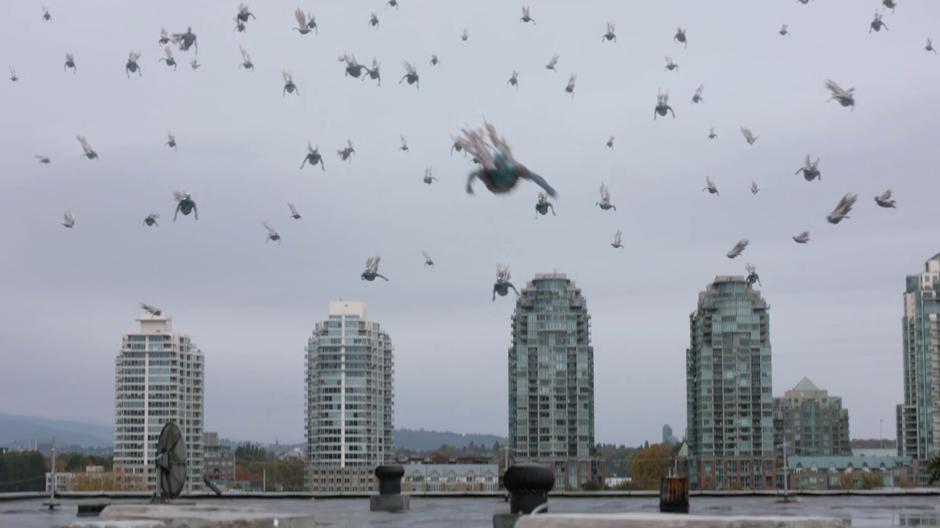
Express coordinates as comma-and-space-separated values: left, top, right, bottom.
152, 422, 187, 503
43, 436, 59, 511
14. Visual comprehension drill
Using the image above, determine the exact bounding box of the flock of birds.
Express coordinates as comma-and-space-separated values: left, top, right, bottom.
10, 1, 932, 302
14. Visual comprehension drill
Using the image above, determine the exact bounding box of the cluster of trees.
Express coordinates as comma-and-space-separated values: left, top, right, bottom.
396, 441, 502, 460
0, 452, 47, 492
233, 443, 304, 491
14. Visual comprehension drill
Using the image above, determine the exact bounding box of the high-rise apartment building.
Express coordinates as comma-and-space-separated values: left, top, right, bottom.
113, 311, 204, 492
686, 276, 775, 490
773, 378, 851, 457
305, 301, 394, 492
896, 253, 940, 479
508, 273, 599, 490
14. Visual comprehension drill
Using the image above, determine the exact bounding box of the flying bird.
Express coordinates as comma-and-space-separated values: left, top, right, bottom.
779, 24, 789, 36
703, 176, 719, 196
870, 11, 889, 33
173, 191, 198, 221
745, 263, 761, 287
461, 28, 470, 41
158, 27, 170, 46
62, 211, 75, 228
143, 213, 160, 227
77, 136, 98, 160
535, 192, 555, 217
606, 136, 614, 149
727, 239, 749, 259
422, 251, 434, 268
674, 27, 687, 48
545, 54, 559, 71
293, 8, 315, 34
740, 127, 758, 145
35, 155, 51, 164
493, 265, 519, 301
692, 84, 704, 103
369, 12, 379, 28
159, 47, 177, 70
874, 190, 896, 208
458, 122, 556, 197
565, 74, 576, 97
288, 203, 301, 219
793, 231, 810, 244
796, 155, 821, 181
171, 27, 198, 53
520, 6, 535, 24
190, 58, 201, 70
64, 53, 76, 74
365, 58, 381, 86
508, 70, 519, 89
665, 56, 679, 72
602, 22, 616, 43
926, 38, 936, 54
654, 90, 676, 119
239, 46, 254, 70
263, 222, 281, 244
339, 53, 368, 78
362, 256, 389, 281
423, 167, 437, 184
166, 132, 177, 151
9, 67, 18, 82
338, 140, 355, 161
388, 0, 399, 8
750, 181, 760, 195
400, 135, 409, 152
42, 6, 51, 22
430, 54, 440, 66
826, 193, 857, 224
450, 136, 464, 156
882, 0, 897, 13
235, 4, 256, 32
611, 230, 623, 249
283, 71, 298, 96
708, 127, 717, 140
140, 303, 162, 316
400, 61, 419, 88
301, 143, 325, 170
597, 184, 616, 211
126, 52, 142, 77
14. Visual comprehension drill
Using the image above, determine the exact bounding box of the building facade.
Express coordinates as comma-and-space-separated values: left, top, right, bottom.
203, 432, 235, 483
896, 254, 940, 482
401, 463, 499, 492
508, 273, 599, 490
113, 311, 204, 492
773, 378, 851, 457
662, 424, 678, 445
686, 276, 775, 490
786, 455, 917, 490
305, 301, 394, 492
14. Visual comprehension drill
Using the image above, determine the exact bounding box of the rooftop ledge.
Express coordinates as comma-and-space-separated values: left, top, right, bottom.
515, 513, 848, 528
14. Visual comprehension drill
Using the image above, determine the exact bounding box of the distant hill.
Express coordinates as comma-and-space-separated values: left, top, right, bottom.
0, 413, 112, 448
394, 428, 505, 452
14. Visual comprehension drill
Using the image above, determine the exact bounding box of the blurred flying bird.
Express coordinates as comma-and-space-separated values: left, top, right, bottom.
883, 0, 897, 13
140, 303, 162, 316
338, 140, 355, 161
597, 184, 616, 211
283, 71, 298, 96
35, 155, 51, 164
779, 24, 789, 36
362, 256, 389, 281
365, 58, 381, 86
740, 127, 758, 145
565, 74, 576, 97
42, 6, 51, 21
293, 8, 315, 34
535, 192, 555, 217
458, 122, 556, 197
400, 135, 409, 152
77, 136, 98, 160
870, 12, 888, 33
288, 203, 301, 219
826, 193, 857, 224
606, 136, 614, 149
545, 54, 559, 71
703, 176, 719, 196
172, 27, 198, 53
708, 127, 717, 140
655, 90, 675, 119
64, 53, 76, 74
727, 239, 748, 259
166, 132, 177, 151
692, 84, 704, 103
674, 27, 687, 48
159, 47, 177, 70
240, 46, 254, 70
340, 54, 368, 78
126, 52, 142, 77
793, 231, 810, 244
388, 0, 399, 8
369, 12, 379, 28
430, 54, 440, 66
493, 265, 518, 301
62, 211, 75, 228
422, 251, 434, 268
235, 4, 256, 29
158, 27, 170, 46
602, 22, 616, 43
451, 136, 464, 155
400, 61, 418, 88
926, 38, 936, 54
173, 191, 198, 221
611, 230, 623, 249
190, 57, 201, 70
9, 67, 17, 82
461, 28, 469, 41
423, 167, 437, 184
796, 155, 821, 181
750, 181, 760, 195
874, 190, 896, 208
143, 213, 159, 227
521, 6, 535, 24
665, 56, 679, 72
263, 222, 281, 244
508, 70, 519, 89
745, 263, 761, 287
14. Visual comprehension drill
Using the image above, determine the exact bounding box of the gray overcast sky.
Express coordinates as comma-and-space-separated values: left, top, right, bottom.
1, 0, 939, 446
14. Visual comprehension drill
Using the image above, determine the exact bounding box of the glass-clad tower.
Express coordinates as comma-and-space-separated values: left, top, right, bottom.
305, 301, 394, 492
773, 378, 851, 457
508, 273, 598, 490
113, 311, 204, 492
686, 276, 774, 490
896, 253, 940, 481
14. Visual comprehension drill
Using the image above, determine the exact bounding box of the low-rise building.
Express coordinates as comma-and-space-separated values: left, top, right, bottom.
786, 456, 917, 489
774, 378, 851, 457
45, 472, 75, 493
203, 432, 235, 483
401, 463, 499, 492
